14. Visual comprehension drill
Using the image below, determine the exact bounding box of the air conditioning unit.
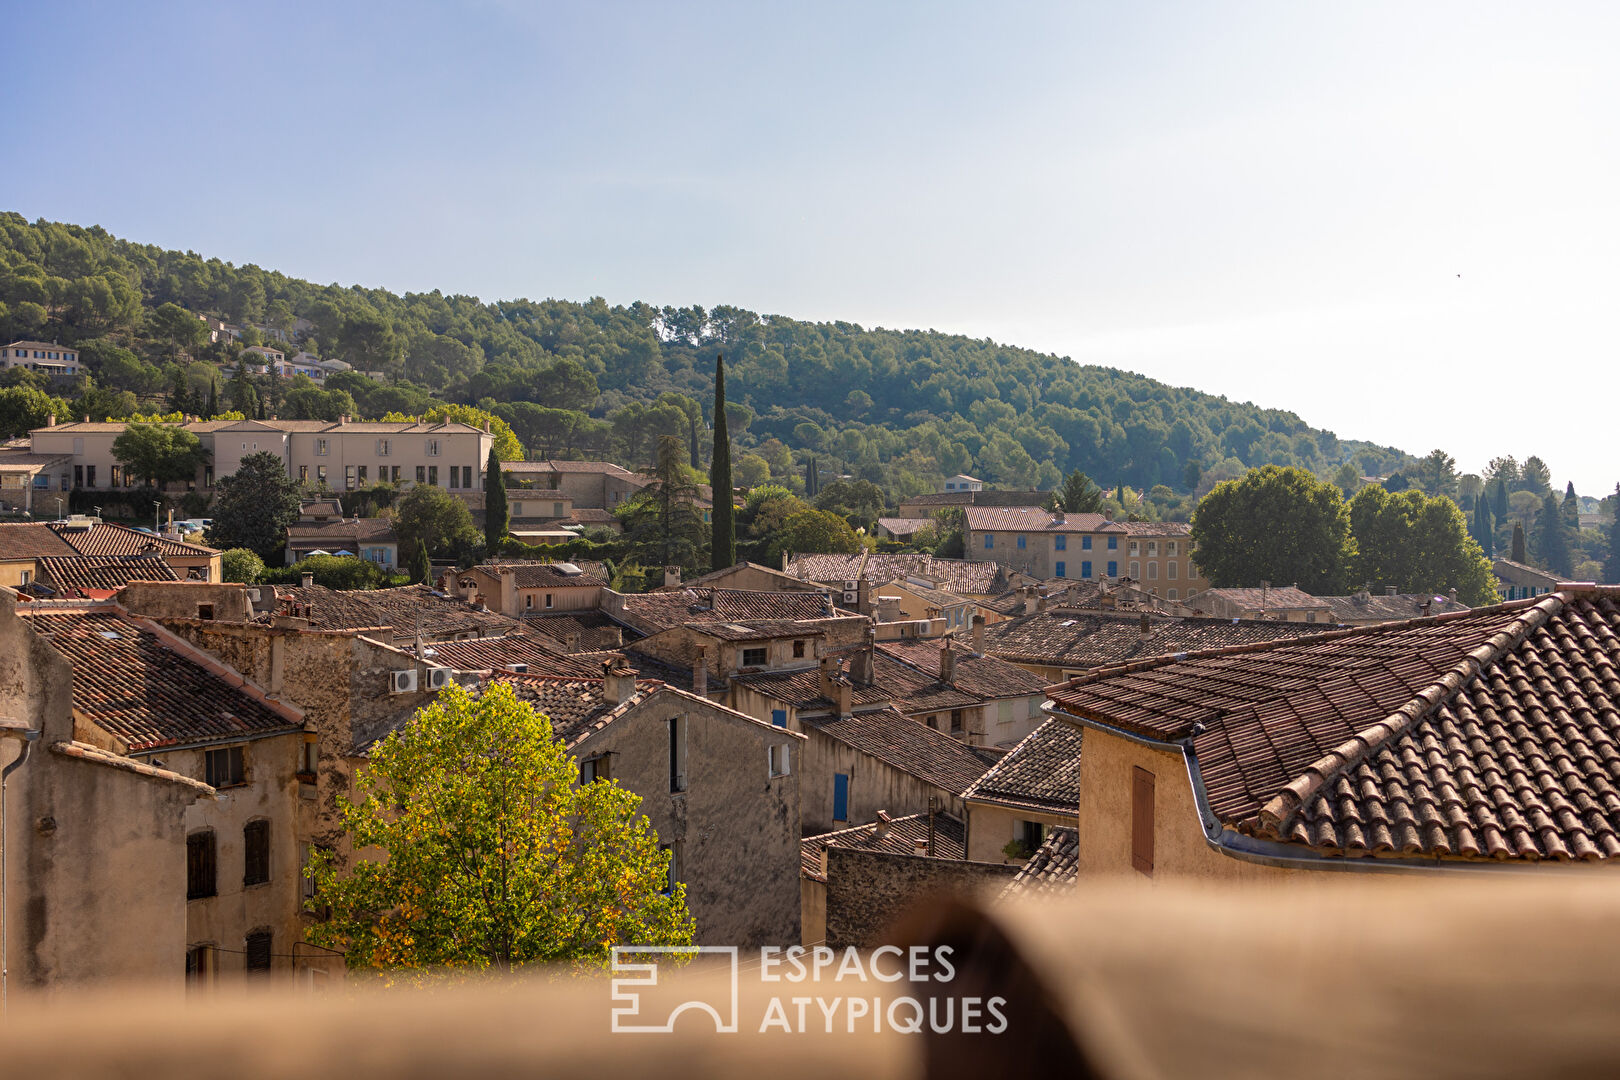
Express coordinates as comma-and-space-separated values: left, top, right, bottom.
391, 669, 418, 694
843, 591, 859, 604
426, 666, 454, 690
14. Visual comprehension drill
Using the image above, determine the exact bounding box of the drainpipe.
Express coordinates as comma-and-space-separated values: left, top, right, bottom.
1, 721, 42, 1016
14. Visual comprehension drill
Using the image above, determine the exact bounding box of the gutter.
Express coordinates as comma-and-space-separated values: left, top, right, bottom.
1040, 701, 1565, 876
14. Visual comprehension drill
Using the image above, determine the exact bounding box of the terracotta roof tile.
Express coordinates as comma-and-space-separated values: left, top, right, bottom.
801, 813, 967, 882
963, 719, 1084, 814
36, 555, 178, 594
0, 523, 82, 559
47, 521, 217, 558
876, 639, 1048, 700
613, 587, 843, 634
271, 583, 527, 639
803, 707, 997, 794
982, 609, 1334, 668
997, 827, 1078, 900
785, 553, 1012, 597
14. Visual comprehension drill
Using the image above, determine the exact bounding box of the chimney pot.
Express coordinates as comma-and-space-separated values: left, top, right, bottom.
913, 838, 929, 855
301, 571, 314, 589
873, 810, 893, 839
1387, 586, 1398, 596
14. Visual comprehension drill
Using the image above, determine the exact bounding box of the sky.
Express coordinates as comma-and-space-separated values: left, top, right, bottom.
7, 1, 1618, 491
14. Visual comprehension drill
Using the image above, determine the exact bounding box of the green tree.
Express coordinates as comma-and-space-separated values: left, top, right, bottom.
1411, 448, 1458, 498
766, 507, 863, 566
1607, 485, 1620, 584
1510, 520, 1527, 563
1057, 469, 1104, 513
484, 447, 508, 552
219, 548, 266, 585
1347, 486, 1498, 605
1561, 482, 1581, 531
208, 451, 303, 558
814, 478, 885, 530
307, 681, 692, 975
619, 435, 708, 574
272, 554, 388, 590
1519, 456, 1552, 495
735, 453, 770, 490
1535, 491, 1574, 577
112, 422, 208, 488
0, 385, 68, 439
149, 302, 208, 358
1492, 477, 1509, 522
386, 405, 522, 462
394, 484, 480, 560
410, 537, 432, 584
1472, 496, 1495, 558
1189, 466, 1353, 593
805, 456, 819, 498
710, 355, 735, 572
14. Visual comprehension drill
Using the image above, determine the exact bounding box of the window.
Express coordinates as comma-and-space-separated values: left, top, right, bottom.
1107, 561, 1118, 578
185, 945, 215, 985
1129, 541, 1139, 556
245, 931, 272, 975
85, 465, 95, 487
415, 466, 426, 483
833, 773, 850, 822
447, 467, 458, 490
317, 465, 328, 485
299, 465, 308, 482
1168, 589, 1178, 601
661, 842, 683, 894
428, 466, 438, 486
1166, 541, 1178, 556
1132, 766, 1155, 875
243, 820, 270, 886
998, 700, 1014, 725
1081, 536, 1092, 550
299, 735, 318, 780
525, 594, 534, 610
111, 465, 122, 487
1167, 562, 1178, 580
357, 465, 368, 484
1107, 536, 1118, 550
391, 465, 401, 482
1016, 535, 1026, 550
668, 716, 687, 793
1081, 561, 1092, 579
376, 439, 391, 456
1129, 561, 1140, 579
580, 754, 611, 784
552, 502, 564, 518
187, 831, 217, 900
512, 501, 524, 516
1147, 563, 1158, 580
425, 439, 440, 457
204, 746, 244, 788
74, 465, 82, 487
792, 640, 806, 658
345, 465, 356, 491
1055, 535, 1066, 550
197, 603, 215, 620
18, 570, 29, 586
1021, 820, 1046, 852
315, 439, 329, 456
771, 708, 787, 728
984, 533, 994, 549
1147, 541, 1158, 556
769, 744, 791, 777
544, 593, 553, 609
741, 647, 768, 667
1055, 561, 1066, 578
950, 709, 964, 735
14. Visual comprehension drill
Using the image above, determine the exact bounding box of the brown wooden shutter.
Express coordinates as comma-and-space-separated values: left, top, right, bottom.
243, 820, 270, 886
1131, 767, 1155, 875
245, 931, 272, 974
187, 831, 216, 900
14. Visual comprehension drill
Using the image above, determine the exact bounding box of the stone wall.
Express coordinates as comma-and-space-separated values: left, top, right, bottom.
823, 847, 1017, 949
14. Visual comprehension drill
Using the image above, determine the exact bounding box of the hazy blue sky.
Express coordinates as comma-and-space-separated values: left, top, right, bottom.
8, 2, 1617, 490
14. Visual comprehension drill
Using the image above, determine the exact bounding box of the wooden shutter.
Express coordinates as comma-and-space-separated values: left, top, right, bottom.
1131, 767, 1155, 875
245, 931, 272, 974
243, 820, 270, 886
187, 831, 216, 900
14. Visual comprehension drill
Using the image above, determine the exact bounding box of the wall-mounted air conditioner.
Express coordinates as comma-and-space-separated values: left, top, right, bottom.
426, 666, 454, 690
391, 669, 418, 694
843, 592, 858, 604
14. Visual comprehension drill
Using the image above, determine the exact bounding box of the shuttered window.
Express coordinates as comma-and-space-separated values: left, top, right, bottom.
187, 831, 216, 900
1131, 767, 1155, 876
245, 931, 272, 974
243, 820, 270, 886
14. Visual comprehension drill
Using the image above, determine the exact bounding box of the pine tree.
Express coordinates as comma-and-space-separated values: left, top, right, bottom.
1536, 492, 1574, 577
1606, 485, 1620, 584
709, 354, 735, 572
1511, 520, 1527, 563
410, 538, 432, 585
483, 447, 508, 553
169, 368, 192, 415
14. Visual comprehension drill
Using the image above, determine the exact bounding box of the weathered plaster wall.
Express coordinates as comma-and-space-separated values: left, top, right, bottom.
822, 847, 1016, 949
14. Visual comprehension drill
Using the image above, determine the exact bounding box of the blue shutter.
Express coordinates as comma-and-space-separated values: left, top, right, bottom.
1082, 536, 1092, 550
1017, 535, 1026, 550
1055, 561, 1066, 578
1108, 561, 1118, 577
771, 709, 787, 728
1081, 560, 1092, 578
833, 773, 850, 821
984, 533, 994, 549
1055, 535, 1066, 550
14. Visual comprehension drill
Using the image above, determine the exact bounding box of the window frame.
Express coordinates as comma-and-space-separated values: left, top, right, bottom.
243, 819, 271, 887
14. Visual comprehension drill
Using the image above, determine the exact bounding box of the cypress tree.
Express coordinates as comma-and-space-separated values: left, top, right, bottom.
689, 410, 701, 471
170, 368, 191, 415
1606, 485, 1620, 584
709, 354, 735, 572
806, 456, 819, 497
207, 378, 218, 419
410, 538, 431, 585
1474, 496, 1495, 558
1492, 477, 1508, 521
1562, 481, 1581, 530
1511, 520, 1527, 563
483, 446, 508, 553
1537, 492, 1574, 577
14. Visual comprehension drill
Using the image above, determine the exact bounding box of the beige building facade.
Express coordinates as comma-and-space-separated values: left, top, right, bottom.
965, 507, 1208, 600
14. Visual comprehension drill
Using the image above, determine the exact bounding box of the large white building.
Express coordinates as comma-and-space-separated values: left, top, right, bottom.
3, 340, 81, 378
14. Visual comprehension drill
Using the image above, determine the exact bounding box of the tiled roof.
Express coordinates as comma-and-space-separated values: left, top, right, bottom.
876, 639, 1048, 700
48, 522, 217, 558
980, 609, 1334, 668
877, 517, 933, 534
485, 673, 637, 749
50, 740, 217, 795
964, 506, 1193, 536
516, 611, 631, 653
900, 490, 1047, 508
1316, 592, 1472, 623
801, 813, 967, 882
690, 619, 828, 642
0, 523, 81, 559
876, 578, 974, 609
1186, 586, 1328, 611
983, 579, 1161, 617
37, 555, 178, 593
271, 584, 527, 639
962, 719, 1084, 814
413, 634, 604, 677
1049, 589, 1620, 862
786, 553, 1010, 596
469, 562, 607, 588
0, 451, 70, 470
732, 651, 984, 714
997, 827, 1078, 901
803, 707, 997, 794
503, 459, 639, 477
285, 518, 398, 543
18, 607, 301, 752
614, 587, 840, 633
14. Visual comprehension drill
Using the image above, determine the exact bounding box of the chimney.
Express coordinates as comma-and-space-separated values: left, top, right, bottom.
664, 565, 682, 589
46, 414, 55, 426
939, 642, 956, 684
301, 571, 314, 589
875, 595, 902, 622
1036, 592, 1049, 613
1103, 508, 1114, 521
1421, 599, 1432, 617
873, 810, 893, 840
1449, 588, 1459, 603
693, 646, 709, 698
818, 655, 839, 700
849, 631, 875, 687
913, 837, 929, 856
1387, 586, 1398, 596
856, 575, 872, 617
602, 658, 636, 705
1140, 612, 1152, 638
483, 418, 492, 433
971, 613, 985, 655
1053, 508, 1065, 524
338, 414, 349, 425
1023, 586, 1039, 616
84, 414, 91, 423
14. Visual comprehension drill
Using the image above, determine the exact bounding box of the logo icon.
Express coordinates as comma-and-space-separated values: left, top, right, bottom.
610, 945, 740, 1033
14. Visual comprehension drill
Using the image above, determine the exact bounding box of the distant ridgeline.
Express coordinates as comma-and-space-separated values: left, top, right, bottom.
0, 213, 1416, 499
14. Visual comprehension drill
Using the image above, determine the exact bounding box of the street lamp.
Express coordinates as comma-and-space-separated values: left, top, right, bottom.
153, 500, 162, 534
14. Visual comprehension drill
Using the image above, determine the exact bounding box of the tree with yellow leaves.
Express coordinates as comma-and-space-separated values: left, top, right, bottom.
307, 682, 692, 976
